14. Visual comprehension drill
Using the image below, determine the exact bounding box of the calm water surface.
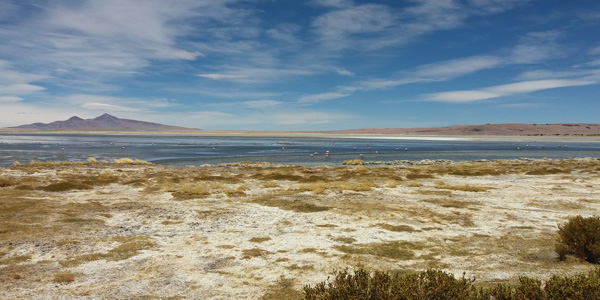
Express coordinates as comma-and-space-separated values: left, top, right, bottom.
1, 132, 599, 167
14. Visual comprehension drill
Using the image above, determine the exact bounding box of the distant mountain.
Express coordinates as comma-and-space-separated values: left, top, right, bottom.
8, 113, 200, 131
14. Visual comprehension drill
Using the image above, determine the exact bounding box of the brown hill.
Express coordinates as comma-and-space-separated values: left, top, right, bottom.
325, 123, 600, 136
8, 113, 200, 131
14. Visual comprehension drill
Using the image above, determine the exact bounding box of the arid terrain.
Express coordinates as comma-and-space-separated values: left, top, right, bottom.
323, 123, 600, 136
1, 158, 600, 299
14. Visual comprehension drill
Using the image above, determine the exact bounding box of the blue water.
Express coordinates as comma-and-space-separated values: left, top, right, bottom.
0, 132, 599, 167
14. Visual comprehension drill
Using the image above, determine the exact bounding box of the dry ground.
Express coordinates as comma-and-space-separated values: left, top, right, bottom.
1, 158, 600, 299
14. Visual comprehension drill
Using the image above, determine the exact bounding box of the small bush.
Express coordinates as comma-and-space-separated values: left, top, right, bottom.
304, 269, 476, 300
304, 268, 600, 300
556, 215, 600, 263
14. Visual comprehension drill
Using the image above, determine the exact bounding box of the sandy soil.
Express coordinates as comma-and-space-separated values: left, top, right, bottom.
1, 158, 600, 299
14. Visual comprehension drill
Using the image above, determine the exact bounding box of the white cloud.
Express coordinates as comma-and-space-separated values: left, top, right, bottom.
0, 96, 23, 103
80, 102, 140, 112
62, 94, 176, 112
0, 84, 45, 95
414, 56, 502, 80
467, 0, 530, 14
197, 67, 315, 83
0, 60, 47, 84
426, 79, 597, 103
426, 91, 500, 103
509, 31, 564, 64
590, 46, 600, 56
486, 79, 593, 94
298, 92, 350, 103
196, 73, 245, 80
171, 50, 204, 60
266, 23, 301, 45
518, 69, 600, 80
0, 0, 252, 80
311, 0, 354, 8
336, 68, 354, 76
312, 4, 394, 38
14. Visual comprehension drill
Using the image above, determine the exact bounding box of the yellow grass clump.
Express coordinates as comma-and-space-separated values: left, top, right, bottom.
342, 159, 365, 165
113, 158, 151, 164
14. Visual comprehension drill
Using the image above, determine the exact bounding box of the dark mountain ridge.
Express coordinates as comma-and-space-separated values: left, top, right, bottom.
7, 113, 200, 131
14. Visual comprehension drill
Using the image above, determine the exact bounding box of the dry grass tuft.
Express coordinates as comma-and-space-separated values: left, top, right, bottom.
41, 181, 93, 192
113, 158, 151, 164
249, 237, 272, 243
60, 236, 156, 267
259, 276, 304, 300
161, 220, 184, 225
406, 173, 436, 180
333, 237, 357, 244
527, 200, 586, 210
342, 159, 365, 165
434, 182, 491, 192
0, 177, 13, 187
335, 241, 422, 260
296, 179, 378, 194
375, 223, 420, 232
53, 272, 76, 283
422, 198, 482, 209
242, 248, 272, 259
405, 181, 423, 188
250, 196, 330, 213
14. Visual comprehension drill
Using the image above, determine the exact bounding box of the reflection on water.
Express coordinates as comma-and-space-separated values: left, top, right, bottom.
0, 132, 599, 166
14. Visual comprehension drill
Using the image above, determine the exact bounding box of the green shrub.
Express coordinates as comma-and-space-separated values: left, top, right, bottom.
556, 215, 600, 263
303, 269, 477, 300
303, 268, 600, 300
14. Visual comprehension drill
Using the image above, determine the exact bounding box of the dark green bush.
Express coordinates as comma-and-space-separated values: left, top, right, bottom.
556, 215, 600, 263
303, 269, 477, 300
545, 268, 600, 299
303, 268, 600, 300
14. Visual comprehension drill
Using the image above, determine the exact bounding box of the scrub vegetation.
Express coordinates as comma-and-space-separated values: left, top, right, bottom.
1, 157, 599, 299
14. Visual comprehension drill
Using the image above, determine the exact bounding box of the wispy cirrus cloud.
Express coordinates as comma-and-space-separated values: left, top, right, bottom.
298, 92, 350, 103
300, 28, 574, 104
413, 56, 503, 80
425, 79, 596, 103
0, 0, 251, 83
312, 4, 394, 39
62, 94, 176, 113
0, 84, 45, 96
196, 74, 245, 80
508, 30, 565, 64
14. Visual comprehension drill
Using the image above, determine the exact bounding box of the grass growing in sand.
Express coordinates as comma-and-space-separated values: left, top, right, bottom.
335, 241, 423, 260
60, 236, 156, 267
1, 158, 600, 299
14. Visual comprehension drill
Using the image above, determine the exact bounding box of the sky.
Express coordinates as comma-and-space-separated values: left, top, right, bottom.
1, 0, 599, 130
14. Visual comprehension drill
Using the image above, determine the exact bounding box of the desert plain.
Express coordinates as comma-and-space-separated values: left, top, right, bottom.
1, 156, 600, 299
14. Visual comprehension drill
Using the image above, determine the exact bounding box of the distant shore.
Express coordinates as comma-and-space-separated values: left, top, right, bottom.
2, 128, 600, 142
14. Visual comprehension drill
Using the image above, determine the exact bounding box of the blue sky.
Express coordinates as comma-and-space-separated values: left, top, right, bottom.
1, 0, 599, 130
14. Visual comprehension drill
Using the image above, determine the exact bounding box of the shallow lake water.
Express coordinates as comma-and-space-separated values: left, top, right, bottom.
1, 132, 599, 166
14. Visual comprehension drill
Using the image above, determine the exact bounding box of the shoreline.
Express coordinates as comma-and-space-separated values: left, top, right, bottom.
2, 129, 600, 142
